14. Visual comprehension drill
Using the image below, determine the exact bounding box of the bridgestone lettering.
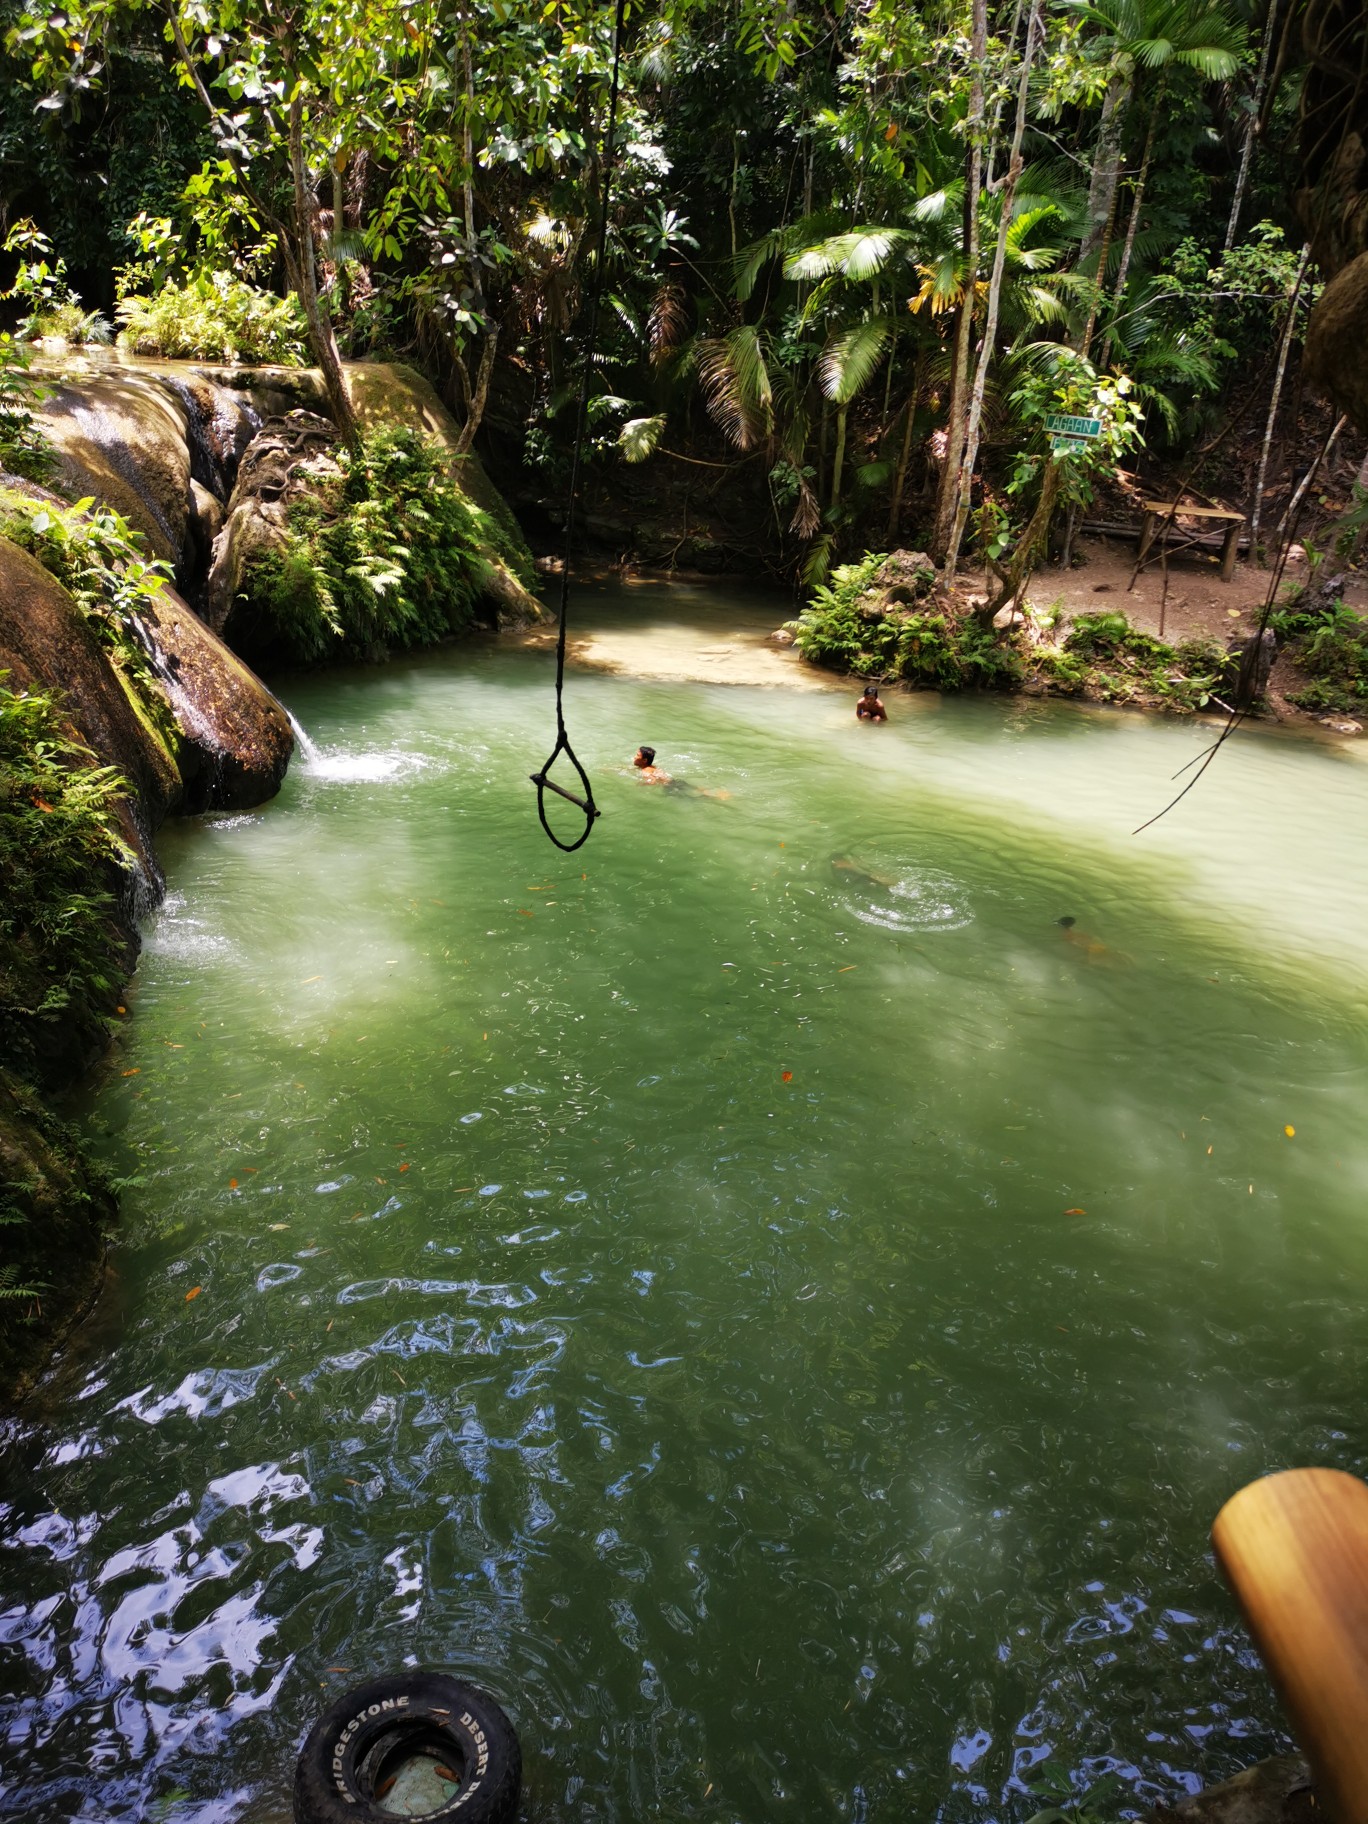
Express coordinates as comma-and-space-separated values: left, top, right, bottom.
295, 1673, 519, 1824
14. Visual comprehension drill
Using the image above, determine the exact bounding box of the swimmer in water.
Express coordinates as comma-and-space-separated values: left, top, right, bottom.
856, 685, 887, 722
1058, 915, 1109, 959
630, 746, 731, 799
632, 744, 673, 784
833, 855, 900, 891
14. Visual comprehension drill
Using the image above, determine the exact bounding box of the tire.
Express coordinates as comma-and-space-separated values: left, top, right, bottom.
293, 1671, 521, 1824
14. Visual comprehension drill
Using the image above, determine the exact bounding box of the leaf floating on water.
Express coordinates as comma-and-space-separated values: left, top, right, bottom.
399, 1162, 411, 1173
269, 1222, 290, 1231
782, 1070, 793, 1082
185, 1286, 201, 1301
518, 909, 534, 917
1206, 1145, 1213, 1156
1284, 1124, 1295, 1138
1065, 1207, 1085, 1215
229, 1178, 238, 1189
301, 974, 323, 984
838, 965, 857, 973
122, 1068, 140, 1077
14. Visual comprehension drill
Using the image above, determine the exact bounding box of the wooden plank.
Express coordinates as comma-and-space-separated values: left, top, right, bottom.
1212, 1468, 1368, 1824
1141, 500, 1245, 522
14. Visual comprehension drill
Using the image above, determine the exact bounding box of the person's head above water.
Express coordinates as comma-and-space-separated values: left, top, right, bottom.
633, 746, 656, 768
862, 685, 880, 699
1057, 916, 1077, 928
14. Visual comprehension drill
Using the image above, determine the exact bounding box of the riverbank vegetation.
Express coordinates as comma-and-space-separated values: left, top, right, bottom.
0, 673, 127, 1394
1, 0, 1358, 595
242, 425, 536, 664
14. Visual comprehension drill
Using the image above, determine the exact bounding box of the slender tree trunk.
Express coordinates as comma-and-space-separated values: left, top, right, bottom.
1100, 77, 1165, 369
1225, 0, 1276, 254
986, 455, 1062, 620
945, 0, 1043, 583
288, 92, 356, 443
1080, 77, 1128, 272
984, 0, 1026, 191
453, 24, 496, 453
887, 381, 920, 541
830, 404, 849, 509
932, 0, 987, 561
1249, 242, 1311, 552
1079, 187, 1117, 360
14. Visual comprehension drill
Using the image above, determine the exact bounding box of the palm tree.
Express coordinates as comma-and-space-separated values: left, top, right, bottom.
1069, 0, 1247, 353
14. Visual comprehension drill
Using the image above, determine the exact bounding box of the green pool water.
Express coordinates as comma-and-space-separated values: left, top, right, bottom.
4, 582, 1368, 1823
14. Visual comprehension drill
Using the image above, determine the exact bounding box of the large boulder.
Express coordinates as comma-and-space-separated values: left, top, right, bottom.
1304, 250, 1368, 434
346, 361, 541, 626
134, 578, 295, 812
204, 409, 339, 648
0, 535, 181, 877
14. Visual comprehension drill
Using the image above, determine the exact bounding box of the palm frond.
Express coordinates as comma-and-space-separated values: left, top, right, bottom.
619, 415, 667, 462
819, 318, 893, 404
696, 325, 773, 450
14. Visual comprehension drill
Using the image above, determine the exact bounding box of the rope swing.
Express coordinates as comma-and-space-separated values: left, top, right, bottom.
529, 0, 630, 853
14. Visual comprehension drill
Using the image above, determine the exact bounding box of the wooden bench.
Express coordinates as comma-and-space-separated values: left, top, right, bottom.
1135, 500, 1246, 582
1213, 1468, 1368, 1823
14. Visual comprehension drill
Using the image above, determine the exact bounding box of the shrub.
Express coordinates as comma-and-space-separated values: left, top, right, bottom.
116, 272, 306, 365
0, 671, 131, 1084
1056, 612, 1223, 710
0, 336, 55, 483
1279, 601, 1368, 714
0, 496, 178, 742
788, 555, 1020, 691
245, 427, 522, 663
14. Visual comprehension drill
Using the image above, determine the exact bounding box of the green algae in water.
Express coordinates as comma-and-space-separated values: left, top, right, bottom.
3, 584, 1368, 1822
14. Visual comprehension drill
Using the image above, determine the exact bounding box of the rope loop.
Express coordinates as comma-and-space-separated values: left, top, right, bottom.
530, 734, 600, 853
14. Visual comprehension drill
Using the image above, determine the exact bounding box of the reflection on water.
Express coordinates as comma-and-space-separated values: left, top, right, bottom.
3, 583, 1368, 1823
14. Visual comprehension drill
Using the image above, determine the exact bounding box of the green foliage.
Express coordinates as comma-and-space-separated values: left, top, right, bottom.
1272, 600, 1368, 715
1, 219, 108, 343
0, 495, 178, 739
115, 271, 307, 364
0, 335, 55, 482
1053, 609, 1223, 708
0, 670, 131, 1082
788, 554, 1021, 690
245, 427, 519, 663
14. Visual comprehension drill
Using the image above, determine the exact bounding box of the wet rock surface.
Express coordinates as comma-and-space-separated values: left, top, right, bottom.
1145, 1757, 1314, 1824
205, 409, 338, 655
0, 536, 180, 879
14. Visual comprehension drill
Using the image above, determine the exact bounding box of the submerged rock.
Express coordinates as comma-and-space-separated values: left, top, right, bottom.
0, 1071, 115, 1408
1145, 1756, 1313, 1824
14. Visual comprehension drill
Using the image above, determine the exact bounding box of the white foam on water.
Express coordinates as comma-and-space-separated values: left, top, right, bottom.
842, 869, 973, 933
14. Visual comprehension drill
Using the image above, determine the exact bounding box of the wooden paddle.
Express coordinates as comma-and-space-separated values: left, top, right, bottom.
1212, 1467, 1368, 1824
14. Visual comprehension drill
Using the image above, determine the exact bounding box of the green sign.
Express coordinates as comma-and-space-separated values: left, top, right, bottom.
1044, 412, 1102, 438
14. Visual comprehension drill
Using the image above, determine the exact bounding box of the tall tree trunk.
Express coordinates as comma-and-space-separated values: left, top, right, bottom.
887, 381, 920, 541
1100, 76, 1165, 369
1224, 0, 1276, 253
1080, 76, 1128, 272
830, 404, 849, 510
288, 93, 356, 444
454, 24, 496, 453
944, 0, 1043, 584
1249, 243, 1311, 552
932, 0, 987, 561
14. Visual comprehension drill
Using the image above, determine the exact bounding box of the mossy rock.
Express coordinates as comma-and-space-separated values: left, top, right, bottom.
0, 1069, 114, 1409
0, 535, 181, 873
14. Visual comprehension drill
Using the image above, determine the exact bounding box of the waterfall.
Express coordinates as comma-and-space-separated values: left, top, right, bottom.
285, 709, 321, 764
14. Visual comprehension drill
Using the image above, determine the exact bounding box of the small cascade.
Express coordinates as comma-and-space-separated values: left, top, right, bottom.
285, 709, 321, 764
